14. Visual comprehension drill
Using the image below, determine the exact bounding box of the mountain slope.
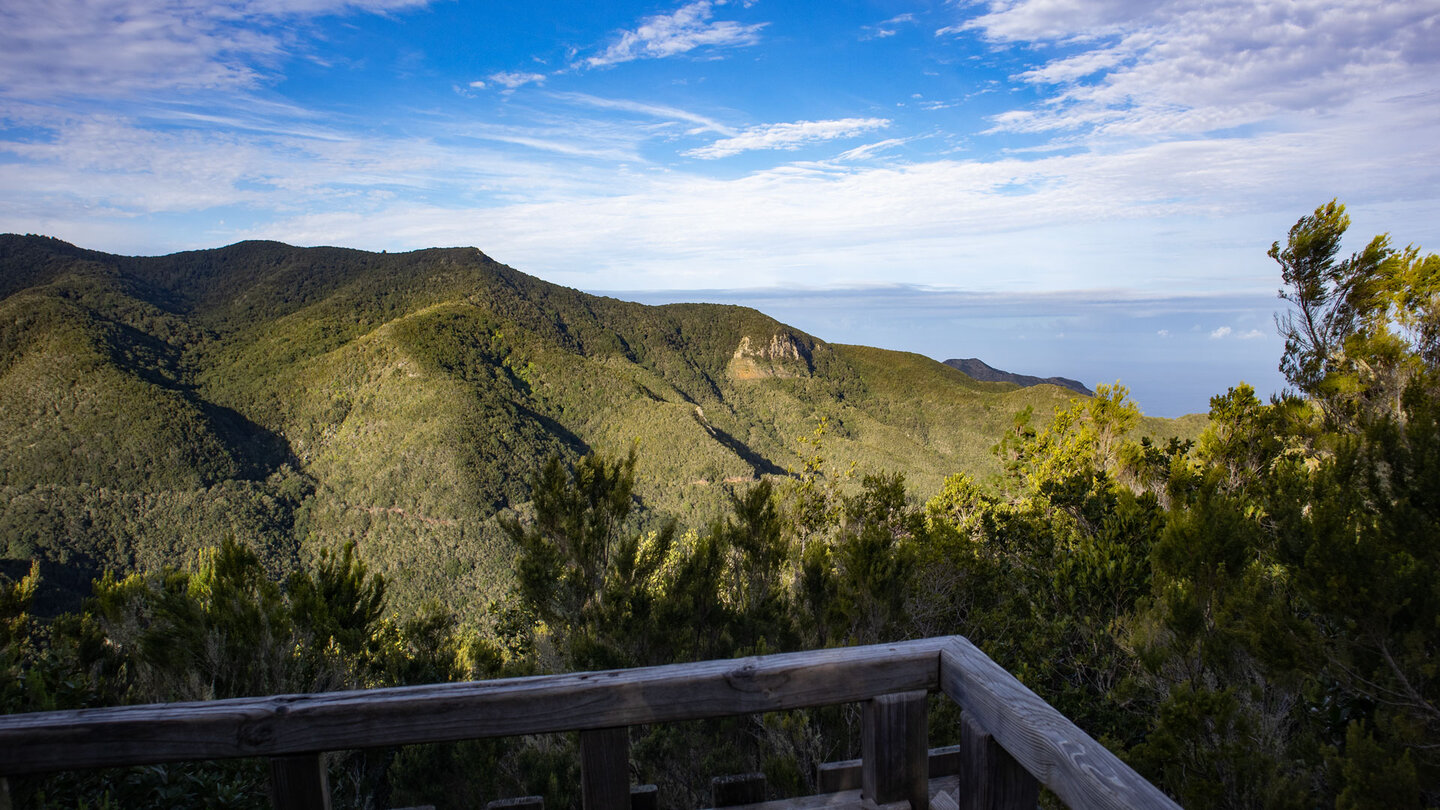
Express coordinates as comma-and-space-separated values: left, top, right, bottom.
943, 357, 1094, 397
0, 235, 1201, 614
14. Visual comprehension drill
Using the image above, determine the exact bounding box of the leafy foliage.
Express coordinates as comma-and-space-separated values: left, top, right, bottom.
7, 208, 1436, 808
1, 234, 1177, 620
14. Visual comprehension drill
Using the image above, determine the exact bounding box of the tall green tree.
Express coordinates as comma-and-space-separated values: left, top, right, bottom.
504, 448, 675, 669
1273, 199, 1440, 426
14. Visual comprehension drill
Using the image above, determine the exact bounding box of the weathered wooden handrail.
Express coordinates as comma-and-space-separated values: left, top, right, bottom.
939, 638, 1178, 810
0, 636, 1180, 810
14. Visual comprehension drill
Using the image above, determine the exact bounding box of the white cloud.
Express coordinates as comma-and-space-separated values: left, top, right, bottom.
958, 0, 1440, 141
0, 106, 634, 233
1157, 329, 1170, 337
684, 118, 891, 159
584, 1, 766, 68
549, 92, 735, 136
1240, 328, 1266, 339
9, 97, 1439, 292
863, 12, 917, 40
463, 126, 639, 161
836, 138, 910, 162
956, 0, 1159, 43
1210, 326, 1233, 339
1017, 47, 1126, 85
486, 71, 547, 91
0, 0, 431, 100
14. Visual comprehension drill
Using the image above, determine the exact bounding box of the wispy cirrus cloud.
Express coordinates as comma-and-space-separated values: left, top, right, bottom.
836, 138, 911, 162
862, 13, 917, 40
684, 117, 890, 159
479, 71, 549, 92
953, 0, 1440, 141
0, 0, 431, 100
583, 0, 766, 68
549, 92, 735, 136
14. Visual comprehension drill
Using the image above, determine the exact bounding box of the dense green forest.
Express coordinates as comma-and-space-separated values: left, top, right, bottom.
3, 201, 1438, 808
0, 232, 1199, 622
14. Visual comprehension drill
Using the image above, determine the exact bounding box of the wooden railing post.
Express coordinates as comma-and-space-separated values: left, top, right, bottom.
956, 713, 1037, 810
862, 690, 928, 810
580, 727, 629, 810
0, 638, 1182, 809
269, 753, 331, 810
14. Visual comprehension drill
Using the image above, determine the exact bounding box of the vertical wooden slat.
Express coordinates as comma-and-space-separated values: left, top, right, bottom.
1, 775, 12, 810
956, 713, 1038, 810
862, 690, 929, 810
580, 727, 630, 810
269, 753, 331, 810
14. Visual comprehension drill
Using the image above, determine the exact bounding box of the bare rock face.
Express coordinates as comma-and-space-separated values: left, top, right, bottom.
727, 333, 813, 380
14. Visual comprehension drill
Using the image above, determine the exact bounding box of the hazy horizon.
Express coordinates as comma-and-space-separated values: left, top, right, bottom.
2, 0, 1435, 411
607, 285, 1288, 418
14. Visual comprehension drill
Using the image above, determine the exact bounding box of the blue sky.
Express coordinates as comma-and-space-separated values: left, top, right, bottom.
2, 0, 1438, 415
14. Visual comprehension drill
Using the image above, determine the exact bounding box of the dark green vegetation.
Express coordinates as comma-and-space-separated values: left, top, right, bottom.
0, 234, 1149, 618
4, 201, 1437, 808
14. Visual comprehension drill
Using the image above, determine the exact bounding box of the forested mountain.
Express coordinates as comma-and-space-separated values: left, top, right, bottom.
3, 203, 1439, 809
0, 235, 1191, 614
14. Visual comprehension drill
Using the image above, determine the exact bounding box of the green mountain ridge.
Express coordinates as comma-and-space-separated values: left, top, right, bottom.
942, 357, 1094, 397
0, 234, 1201, 615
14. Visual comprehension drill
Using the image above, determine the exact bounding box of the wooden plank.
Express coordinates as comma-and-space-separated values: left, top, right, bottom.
701, 774, 962, 810
630, 784, 658, 810
861, 690, 928, 810
0, 638, 945, 776
928, 745, 961, 778
486, 797, 543, 810
703, 787, 868, 810
268, 753, 330, 810
817, 759, 862, 793
938, 638, 1180, 810
581, 727, 630, 810
713, 773, 767, 807
956, 712, 1037, 810
820, 746, 961, 794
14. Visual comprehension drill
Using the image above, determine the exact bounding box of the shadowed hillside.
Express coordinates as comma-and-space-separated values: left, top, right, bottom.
0, 235, 1200, 614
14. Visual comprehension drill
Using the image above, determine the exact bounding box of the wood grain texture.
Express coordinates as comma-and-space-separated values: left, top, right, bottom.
939, 638, 1181, 810
0, 638, 945, 776
268, 753, 331, 810
581, 727, 630, 810
956, 712, 1037, 810
861, 690, 928, 810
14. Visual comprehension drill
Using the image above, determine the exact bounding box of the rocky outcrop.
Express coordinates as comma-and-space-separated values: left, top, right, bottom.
727, 333, 813, 380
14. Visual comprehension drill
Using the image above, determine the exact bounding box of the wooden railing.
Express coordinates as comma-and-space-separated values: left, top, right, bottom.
0, 636, 1179, 810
